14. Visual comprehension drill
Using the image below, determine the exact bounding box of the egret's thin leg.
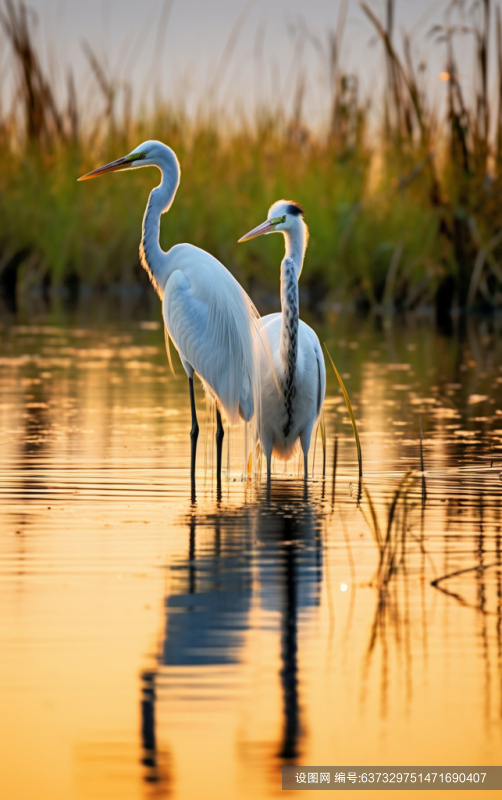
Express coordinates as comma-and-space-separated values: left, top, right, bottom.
266, 453, 272, 485
216, 408, 224, 488
303, 453, 308, 481
189, 377, 199, 491
266, 457, 272, 504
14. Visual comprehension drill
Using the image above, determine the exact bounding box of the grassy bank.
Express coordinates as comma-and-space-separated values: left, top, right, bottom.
2, 0, 502, 315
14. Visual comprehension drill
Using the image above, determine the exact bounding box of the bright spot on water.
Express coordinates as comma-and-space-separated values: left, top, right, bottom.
340, 583, 348, 592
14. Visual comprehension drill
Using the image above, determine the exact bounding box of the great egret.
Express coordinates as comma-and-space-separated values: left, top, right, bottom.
79, 141, 261, 489
239, 201, 326, 480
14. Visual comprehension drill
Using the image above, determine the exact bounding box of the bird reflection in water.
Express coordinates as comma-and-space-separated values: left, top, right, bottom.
255, 482, 322, 760
139, 481, 323, 785
140, 670, 172, 793
139, 503, 252, 788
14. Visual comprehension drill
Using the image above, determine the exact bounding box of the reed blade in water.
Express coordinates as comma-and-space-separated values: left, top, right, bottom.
323, 344, 362, 482
363, 471, 418, 587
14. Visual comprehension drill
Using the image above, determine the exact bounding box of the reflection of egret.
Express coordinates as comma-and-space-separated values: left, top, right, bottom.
140, 669, 172, 791
239, 202, 326, 480
161, 511, 252, 666
138, 506, 253, 787
139, 486, 323, 783
79, 141, 261, 489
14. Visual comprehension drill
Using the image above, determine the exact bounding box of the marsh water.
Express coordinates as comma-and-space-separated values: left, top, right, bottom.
1, 301, 501, 800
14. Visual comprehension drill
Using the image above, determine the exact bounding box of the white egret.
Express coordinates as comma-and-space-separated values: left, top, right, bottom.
239, 201, 326, 480
79, 141, 261, 489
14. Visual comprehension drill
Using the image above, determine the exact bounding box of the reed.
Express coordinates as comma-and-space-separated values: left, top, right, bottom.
2, 0, 502, 314
362, 472, 418, 587
324, 343, 362, 483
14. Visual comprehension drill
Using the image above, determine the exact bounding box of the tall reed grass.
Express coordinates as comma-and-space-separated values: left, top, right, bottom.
2, 0, 502, 315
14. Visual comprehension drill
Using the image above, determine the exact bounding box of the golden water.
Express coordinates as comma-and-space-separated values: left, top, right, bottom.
0, 310, 501, 799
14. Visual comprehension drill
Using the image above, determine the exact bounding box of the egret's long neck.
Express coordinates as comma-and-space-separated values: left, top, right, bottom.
139, 160, 180, 299
280, 220, 307, 436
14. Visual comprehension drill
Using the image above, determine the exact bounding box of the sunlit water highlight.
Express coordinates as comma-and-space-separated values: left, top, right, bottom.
0, 310, 501, 799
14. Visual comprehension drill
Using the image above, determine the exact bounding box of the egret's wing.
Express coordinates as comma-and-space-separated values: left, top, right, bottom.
162, 246, 261, 424
163, 323, 176, 376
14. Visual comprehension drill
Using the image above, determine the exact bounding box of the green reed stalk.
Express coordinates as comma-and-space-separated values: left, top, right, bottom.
323, 344, 362, 482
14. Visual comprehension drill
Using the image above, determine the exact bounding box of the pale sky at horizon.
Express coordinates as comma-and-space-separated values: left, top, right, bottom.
0, 0, 484, 129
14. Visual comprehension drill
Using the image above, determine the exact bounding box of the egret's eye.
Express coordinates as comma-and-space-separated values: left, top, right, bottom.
126, 151, 146, 162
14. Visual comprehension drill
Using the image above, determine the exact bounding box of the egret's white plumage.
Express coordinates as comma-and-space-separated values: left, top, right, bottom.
239, 200, 326, 479
79, 140, 261, 482
160, 245, 256, 423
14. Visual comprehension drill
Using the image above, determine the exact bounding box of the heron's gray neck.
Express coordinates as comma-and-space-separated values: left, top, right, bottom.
279, 222, 306, 436
280, 255, 299, 368
283, 221, 307, 272
279, 255, 300, 437
139, 164, 179, 299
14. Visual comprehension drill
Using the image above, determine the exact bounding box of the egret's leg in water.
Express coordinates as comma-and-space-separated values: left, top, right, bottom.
216, 409, 224, 488
189, 377, 199, 489
266, 453, 272, 485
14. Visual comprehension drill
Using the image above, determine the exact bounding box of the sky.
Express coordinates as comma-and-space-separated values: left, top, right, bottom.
0, 0, 480, 129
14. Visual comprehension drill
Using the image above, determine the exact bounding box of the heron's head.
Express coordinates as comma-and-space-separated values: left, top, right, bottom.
78, 140, 179, 181
238, 200, 305, 242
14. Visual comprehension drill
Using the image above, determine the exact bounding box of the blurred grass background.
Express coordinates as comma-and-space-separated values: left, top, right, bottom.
1, 0, 502, 317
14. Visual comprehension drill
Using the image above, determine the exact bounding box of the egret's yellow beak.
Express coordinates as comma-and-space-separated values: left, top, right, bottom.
78, 152, 145, 181
238, 215, 284, 243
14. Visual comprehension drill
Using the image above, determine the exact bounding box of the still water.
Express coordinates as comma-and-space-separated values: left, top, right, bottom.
0, 304, 501, 799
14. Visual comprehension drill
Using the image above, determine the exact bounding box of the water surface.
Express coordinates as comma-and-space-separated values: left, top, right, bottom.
1, 308, 501, 799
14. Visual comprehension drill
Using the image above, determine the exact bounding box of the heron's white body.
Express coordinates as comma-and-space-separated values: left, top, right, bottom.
256, 311, 325, 465
239, 200, 326, 478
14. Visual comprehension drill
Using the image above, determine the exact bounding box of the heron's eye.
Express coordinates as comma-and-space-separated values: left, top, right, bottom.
269, 214, 287, 226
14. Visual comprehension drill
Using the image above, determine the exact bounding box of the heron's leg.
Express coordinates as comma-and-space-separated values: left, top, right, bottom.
189, 377, 199, 489
216, 408, 224, 488
299, 430, 311, 481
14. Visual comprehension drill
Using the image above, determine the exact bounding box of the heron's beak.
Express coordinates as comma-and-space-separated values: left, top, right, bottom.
238, 219, 276, 242
78, 152, 142, 181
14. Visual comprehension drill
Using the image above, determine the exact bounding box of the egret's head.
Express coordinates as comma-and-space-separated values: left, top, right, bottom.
78, 140, 179, 181
238, 200, 305, 242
